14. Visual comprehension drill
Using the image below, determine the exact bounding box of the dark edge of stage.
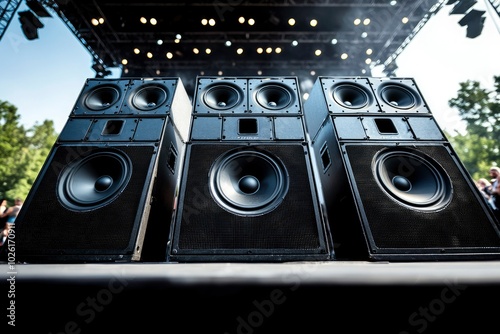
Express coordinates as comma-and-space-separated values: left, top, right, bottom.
2, 261, 500, 333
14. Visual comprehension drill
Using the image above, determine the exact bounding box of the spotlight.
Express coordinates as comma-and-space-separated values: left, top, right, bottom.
449, 0, 476, 14
18, 10, 44, 40
458, 9, 486, 38
446, 0, 486, 38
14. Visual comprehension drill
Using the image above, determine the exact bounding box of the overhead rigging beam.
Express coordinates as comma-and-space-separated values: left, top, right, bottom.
0, 0, 22, 41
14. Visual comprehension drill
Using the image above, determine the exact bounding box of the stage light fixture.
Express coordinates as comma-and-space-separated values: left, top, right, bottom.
18, 10, 44, 40
458, 9, 486, 38
91, 62, 104, 73
446, 0, 486, 38
449, 0, 476, 14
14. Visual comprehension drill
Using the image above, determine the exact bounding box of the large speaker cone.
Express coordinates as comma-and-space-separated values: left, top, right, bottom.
131, 85, 168, 111
209, 148, 289, 216
373, 149, 452, 210
332, 83, 373, 109
378, 84, 418, 109
58, 150, 132, 211
255, 84, 293, 110
84, 85, 121, 111
203, 84, 243, 110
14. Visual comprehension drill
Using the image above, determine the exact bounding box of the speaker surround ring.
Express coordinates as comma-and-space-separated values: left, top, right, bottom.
57, 150, 132, 211
209, 148, 289, 216
332, 83, 373, 110
203, 84, 243, 110
254, 84, 294, 110
84, 85, 121, 111
373, 148, 452, 211
131, 84, 168, 111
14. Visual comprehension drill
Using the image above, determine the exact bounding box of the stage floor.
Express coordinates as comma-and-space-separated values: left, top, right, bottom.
2, 261, 500, 333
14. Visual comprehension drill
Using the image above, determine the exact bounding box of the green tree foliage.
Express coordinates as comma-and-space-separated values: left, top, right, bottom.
446, 131, 497, 180
448, 76, 500, 178
0, 100, 57, 202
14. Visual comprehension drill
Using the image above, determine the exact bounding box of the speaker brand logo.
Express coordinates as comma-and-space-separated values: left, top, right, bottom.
237, 136, 259, 140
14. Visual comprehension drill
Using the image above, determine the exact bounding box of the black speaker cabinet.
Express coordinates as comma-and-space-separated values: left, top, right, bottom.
16, 77, 192, 263
304, 76, 500, 261
168, 76, 333, 262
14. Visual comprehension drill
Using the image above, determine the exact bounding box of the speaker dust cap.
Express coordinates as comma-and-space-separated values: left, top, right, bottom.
209, 148, 289, 216
57, 149, 132, 211
373, 148, 452, 211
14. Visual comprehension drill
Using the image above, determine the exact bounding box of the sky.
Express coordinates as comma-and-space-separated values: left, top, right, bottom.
1, 1, 500, 135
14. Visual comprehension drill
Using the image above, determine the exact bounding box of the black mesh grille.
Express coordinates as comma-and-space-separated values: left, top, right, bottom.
17, 145, 155, 256
177, 144, 321, 251
344, 144, 500, 250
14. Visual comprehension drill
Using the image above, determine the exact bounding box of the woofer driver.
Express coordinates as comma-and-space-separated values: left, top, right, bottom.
209, 148, 289, 216
373, 148, 452, 211
130, 84, 168, 111
84, 85, 121, 111
378, 84, 418, 109
332, 83, 373, 109
57, 150, 132, 211
255, 84, 294, 110
203, 84, 243, 110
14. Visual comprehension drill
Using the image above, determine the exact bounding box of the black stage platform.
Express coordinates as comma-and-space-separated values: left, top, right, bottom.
3, 261, 500, 333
